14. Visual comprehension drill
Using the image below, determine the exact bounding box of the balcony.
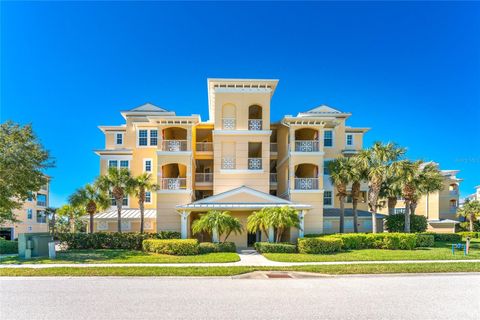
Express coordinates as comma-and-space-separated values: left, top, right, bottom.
295, 178, 319, 190
270, 173, 277, 183
449, 206, 457, 214
248, 158, 262, 170
160, 178, 187, 190
270, 143, 278, 153
449, 190, 458, 196
161, 140, 188, 152
295, 140, 320, 152
222, 118, 236, 130
222, 157, 236, 169
248, 119, 263, 131
196, 142, 213, 152
195, 173, 213, 184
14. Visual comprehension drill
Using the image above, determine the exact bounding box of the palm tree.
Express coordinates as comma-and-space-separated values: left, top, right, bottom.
349, 158, 364, 233
132, 173, 160, 233
358, 142, 405, 233
45, 207, 57, 237
56, 204, 85, 233
328, 157, 354, 233
410, 162, 444, 216
69, 183, 110, 234
270, 206, 301, 243
247, 208, 272, 242
394, 160, 421, 233
97, 167, 135, 233
379, 166, 402, 215
457, 200, 480, 232
192, 210, 242, 243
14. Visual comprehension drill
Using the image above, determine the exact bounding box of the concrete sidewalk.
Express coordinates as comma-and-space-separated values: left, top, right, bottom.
1, 251, 480, 268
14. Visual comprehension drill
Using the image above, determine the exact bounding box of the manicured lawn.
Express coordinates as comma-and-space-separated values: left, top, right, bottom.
0, 249, 240, 264
1, 262, 480, 277
264, 241, 480, 262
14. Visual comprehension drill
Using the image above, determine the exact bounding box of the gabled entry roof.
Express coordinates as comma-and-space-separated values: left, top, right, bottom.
177, 186, 311, 211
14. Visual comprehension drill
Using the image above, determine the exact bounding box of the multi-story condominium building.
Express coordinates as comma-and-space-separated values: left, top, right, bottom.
465, 185, 480, 202
378, 165, 462, 233
93, 78, 459, 247
0, 181, 50, 240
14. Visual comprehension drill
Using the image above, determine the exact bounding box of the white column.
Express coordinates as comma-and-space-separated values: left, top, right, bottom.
299, 210, 305, 238
212, 227, 219, 243
181, 210, 189, 239
268, 226, 275, 242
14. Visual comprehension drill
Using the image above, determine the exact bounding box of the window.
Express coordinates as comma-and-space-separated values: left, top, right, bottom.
324, 130, 333, 147
139, 130, 148, 146
150, 130, 158, 146
37, 194, 47, 207
108, 160, 118, 168
345, 219, 353, 229
346, 134, 353, 146
323, 160, 332, 175
27, 209, 33, 220
324, 191, 333, 205
345, 194, 352, 203
36, 210, 47, 223
110, 192, 128, 207
27, 192, 33, 202
121, 221, 131, 231
97, 221, 108, 231
395, 208, 406, 214
345, 191, 367, 203
145, 192, 151, 203
115, 133, 123, 145
144, 221, 153, 230
120, 160, 129, 168
144, 159, 152, 172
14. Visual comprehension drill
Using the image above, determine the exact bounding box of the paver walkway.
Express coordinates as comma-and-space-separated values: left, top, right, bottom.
1, 251, 480, 268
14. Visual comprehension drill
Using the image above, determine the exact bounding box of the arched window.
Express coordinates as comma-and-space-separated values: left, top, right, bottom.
248, 105, 262, 130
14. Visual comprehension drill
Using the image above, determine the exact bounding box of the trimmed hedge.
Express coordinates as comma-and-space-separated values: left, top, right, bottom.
421, 233, 462, 243
304, 234, 324, 238
142, 239, 199, 255
415, 234, 435, 247
254, 242, 297, 254
327, 233, 417, 250
0, 240, 18, 254
198, 242, 237, 254
458, 232, 480, 239
385, 214, 428, 233
298, 237, 343, 254
57, 232, 181, 250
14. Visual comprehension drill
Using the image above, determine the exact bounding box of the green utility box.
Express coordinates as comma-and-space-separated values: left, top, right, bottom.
18, 233, 53, 259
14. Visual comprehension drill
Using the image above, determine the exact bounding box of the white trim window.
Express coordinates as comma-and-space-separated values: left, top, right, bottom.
324, 191, 333, 206
395, 208, 406, 214
27, 209, 33, 220
120, 160, 129, 169
138, 129, 158, 147
144, 159, 152, 173
150, 130, 158, 146
138, 129, 148, 146
115, 132, 124, 145
323, 160, 332, 175
346, 134, 353, 147
108, 160, 129, 170
145, 191, 152, 203
324, 130, 333, 147
97, 221, 109, 231
110, 191, 128, 207
121, 221, 131, 231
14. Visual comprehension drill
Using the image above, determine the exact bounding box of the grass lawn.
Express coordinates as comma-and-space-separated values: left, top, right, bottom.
1, 262, 480, 277
264, 241, 480, 263
0, 249, 240, 264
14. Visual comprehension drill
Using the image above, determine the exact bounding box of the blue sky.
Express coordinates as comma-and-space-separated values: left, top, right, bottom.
1, 1, 479, 206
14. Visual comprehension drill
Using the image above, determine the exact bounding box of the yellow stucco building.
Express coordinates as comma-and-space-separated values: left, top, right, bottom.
93, 78, 461, 247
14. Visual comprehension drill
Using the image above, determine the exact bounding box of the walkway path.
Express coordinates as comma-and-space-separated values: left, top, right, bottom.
1, 251, 480, 268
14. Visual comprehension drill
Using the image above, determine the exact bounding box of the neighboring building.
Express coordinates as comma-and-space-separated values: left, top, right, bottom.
465, 185, 480, 202
0, 180, 50, 240
378, 165, 462, 233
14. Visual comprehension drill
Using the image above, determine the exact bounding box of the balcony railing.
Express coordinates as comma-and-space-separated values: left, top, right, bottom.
196, 142, 213, 152
449, 190, 459, 196
270, 143, 278, 153
270, 173, 277, 183
222, 118, 236, 130
160, 178, 187, 190
161, 140, 188, 152
222, 157, 236, 169
248, 158, 262, 170
295, 140, 320, 152
295, 178, 319, 190
449, 207, 457, 213
248, 119, 262, 130
195, 173, 213, 183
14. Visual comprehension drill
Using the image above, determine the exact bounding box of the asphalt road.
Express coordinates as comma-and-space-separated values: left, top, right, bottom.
1, 273, 479, 320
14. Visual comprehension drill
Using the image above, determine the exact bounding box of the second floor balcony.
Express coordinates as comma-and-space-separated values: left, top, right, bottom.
248, 119, 263, 130
295, 140, 320, 152
160, 178, 187, 190
222, 118, 236, 130
221, 157, 236, 169
161, 140, 188, 152
248, 158, 262, 170
195, 173, 213, 184
196, 142, 213, 152
294, 177, 320, 190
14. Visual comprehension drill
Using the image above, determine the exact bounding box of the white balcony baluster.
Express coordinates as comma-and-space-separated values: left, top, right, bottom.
248, 158, 262, 170
248, 119, 262, 130
295, 140, 320, 152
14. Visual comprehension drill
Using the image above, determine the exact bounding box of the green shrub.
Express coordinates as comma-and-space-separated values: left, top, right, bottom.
324, 233, 417, 250
415, 234, 435, 247
57, 232, 181, 250
0, 240, 18, 254
329, 234, 372, 250
458, 232, 480, 239
142, 239, 199, 255
298, 237, 342, 254
198, 242, 237, 254
385, 214, 428, 233
420, 233, 462, 243
198, 242, 216, 254
254, 242, 297, 253
304, 234, 325, 238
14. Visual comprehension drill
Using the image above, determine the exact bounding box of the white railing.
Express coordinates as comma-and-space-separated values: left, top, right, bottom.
248, 119, 262, 130
222, 157, 235, 169
222, 118, 236, 130
449, 190, 458, 196
161, 140, 188, 152
160, 178, 187, 190
295, 140, 320, 152
270, 173, 277, 183
295, 178, 319, 190
196, 142, 213, 152
270, 143, 278, 152
195, 173, 213, 183
248, 158, 262, 170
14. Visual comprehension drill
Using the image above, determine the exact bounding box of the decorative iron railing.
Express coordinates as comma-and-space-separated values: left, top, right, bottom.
295, 140, 320, 152
161, 140, 188, 152
294, 178, 319, 190
248, 158, 262, 170
160, 178, 187, 190
248, 119, 263, 130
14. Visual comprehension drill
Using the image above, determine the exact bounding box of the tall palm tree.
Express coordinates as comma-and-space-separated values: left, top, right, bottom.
132, 173, 160, 233
45, 207, 57, 237
247, 208, 272, 241
457, 200, 480, 232
69, 183, 110, 234
328, 157, 354, 233
56, 204, 85, 233
379, 165, 402, 215
192, 210, 242, 243
269, 206, 301, 243
358, 142, 405, 233
410, 163, 444, 217
97, 167, 135, 233
394, 160, 422, 233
